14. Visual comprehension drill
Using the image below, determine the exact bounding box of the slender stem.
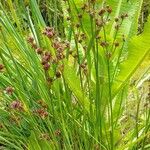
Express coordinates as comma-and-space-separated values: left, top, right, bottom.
102, 24, 114, 150
135, 88, 142, 149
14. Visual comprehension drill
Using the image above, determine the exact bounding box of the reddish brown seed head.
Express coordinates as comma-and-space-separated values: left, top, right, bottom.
41, 51, 51, 63
41, 57, 47, 65
5, 86, 14, 95
98, 8, 106, 16
47, 32, 54, 38
47, 77, 53, 84
105, 51, 112, 59
53, 41, 60, 49
36, 48, 43, 55
10, 100, 23, 111
96, 19, 103, 27
57, 50, 65, 60
45, 51, 51, 57
115, 17, 119, 22
56, 71, 61, 78
57, 46, 64, 53
43, 63, 50, 71
31, 43, 37, 49
43, 27, 55, 38
35, 108, 48, 119
27, 36, 34, 43
64, 41, 70, 48
55, 129, 61, 136
80, 63, 86, 69
107, 6, 112, 14
45, 27, 53, 32
114, 42, 119, 47
100, 41, 109, 47
76, 23, 80, 28
0, 64, 4, 71
0, 124, 3, 129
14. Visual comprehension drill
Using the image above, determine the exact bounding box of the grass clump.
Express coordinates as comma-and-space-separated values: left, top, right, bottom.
0, 0, 150, 149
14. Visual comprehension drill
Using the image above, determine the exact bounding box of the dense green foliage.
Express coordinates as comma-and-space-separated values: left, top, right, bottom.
0, 0, 150, 150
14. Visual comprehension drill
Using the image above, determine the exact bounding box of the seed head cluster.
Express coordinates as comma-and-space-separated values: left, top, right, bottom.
27, 26, 69, 81
0, 64, 4, 71
10, 100, 24, 111
5, 86, 14, 95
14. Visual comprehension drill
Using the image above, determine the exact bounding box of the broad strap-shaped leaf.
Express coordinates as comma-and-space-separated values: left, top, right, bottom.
63, 62, 91, 112
112, 16, 150, 97
108, 0, 143, 38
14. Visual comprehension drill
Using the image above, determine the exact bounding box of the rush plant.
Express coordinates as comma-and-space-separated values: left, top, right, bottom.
0, 0, 150, 150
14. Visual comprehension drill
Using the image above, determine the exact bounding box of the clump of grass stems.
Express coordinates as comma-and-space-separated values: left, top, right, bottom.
0, 0, 150, 150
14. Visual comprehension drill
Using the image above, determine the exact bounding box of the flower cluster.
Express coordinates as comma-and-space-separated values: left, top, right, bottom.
0, 64, 4, 71
10, 100, 24, 111
80, 62, 88, 75
5, 86, 14, 95
27, 27, 69, 78
27, 36, 37, 49
33, 108, 48, 119
39, 133, 51, 141
33, 99, 49, 119
27, 35, 51, 71
52, 40, 66, 61
55, 129, 61, 136
42, 27, 55, 39
37, 99, 48, 109
41, 51, 52, 71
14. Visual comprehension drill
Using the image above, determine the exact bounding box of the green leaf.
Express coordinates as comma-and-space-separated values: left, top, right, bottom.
38, 140, 54, 150
63, 62, 91, 113
108, 0, 143, 38
113, 16, 150, 96
0, 136, 21, 150
28, 131, 41, 150
0, 109, 10, 119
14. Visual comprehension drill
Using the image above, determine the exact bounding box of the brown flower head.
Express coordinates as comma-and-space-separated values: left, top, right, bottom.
27, 36, 34, 43
36, 48, 43, 55
98, 8, 106, 16
10, 100, 23, 111
5, 86, 14, 95
34, 108, 48, 119
55, 129, 61, 136
43, 63, 50, 71
0, 64, 4, 71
